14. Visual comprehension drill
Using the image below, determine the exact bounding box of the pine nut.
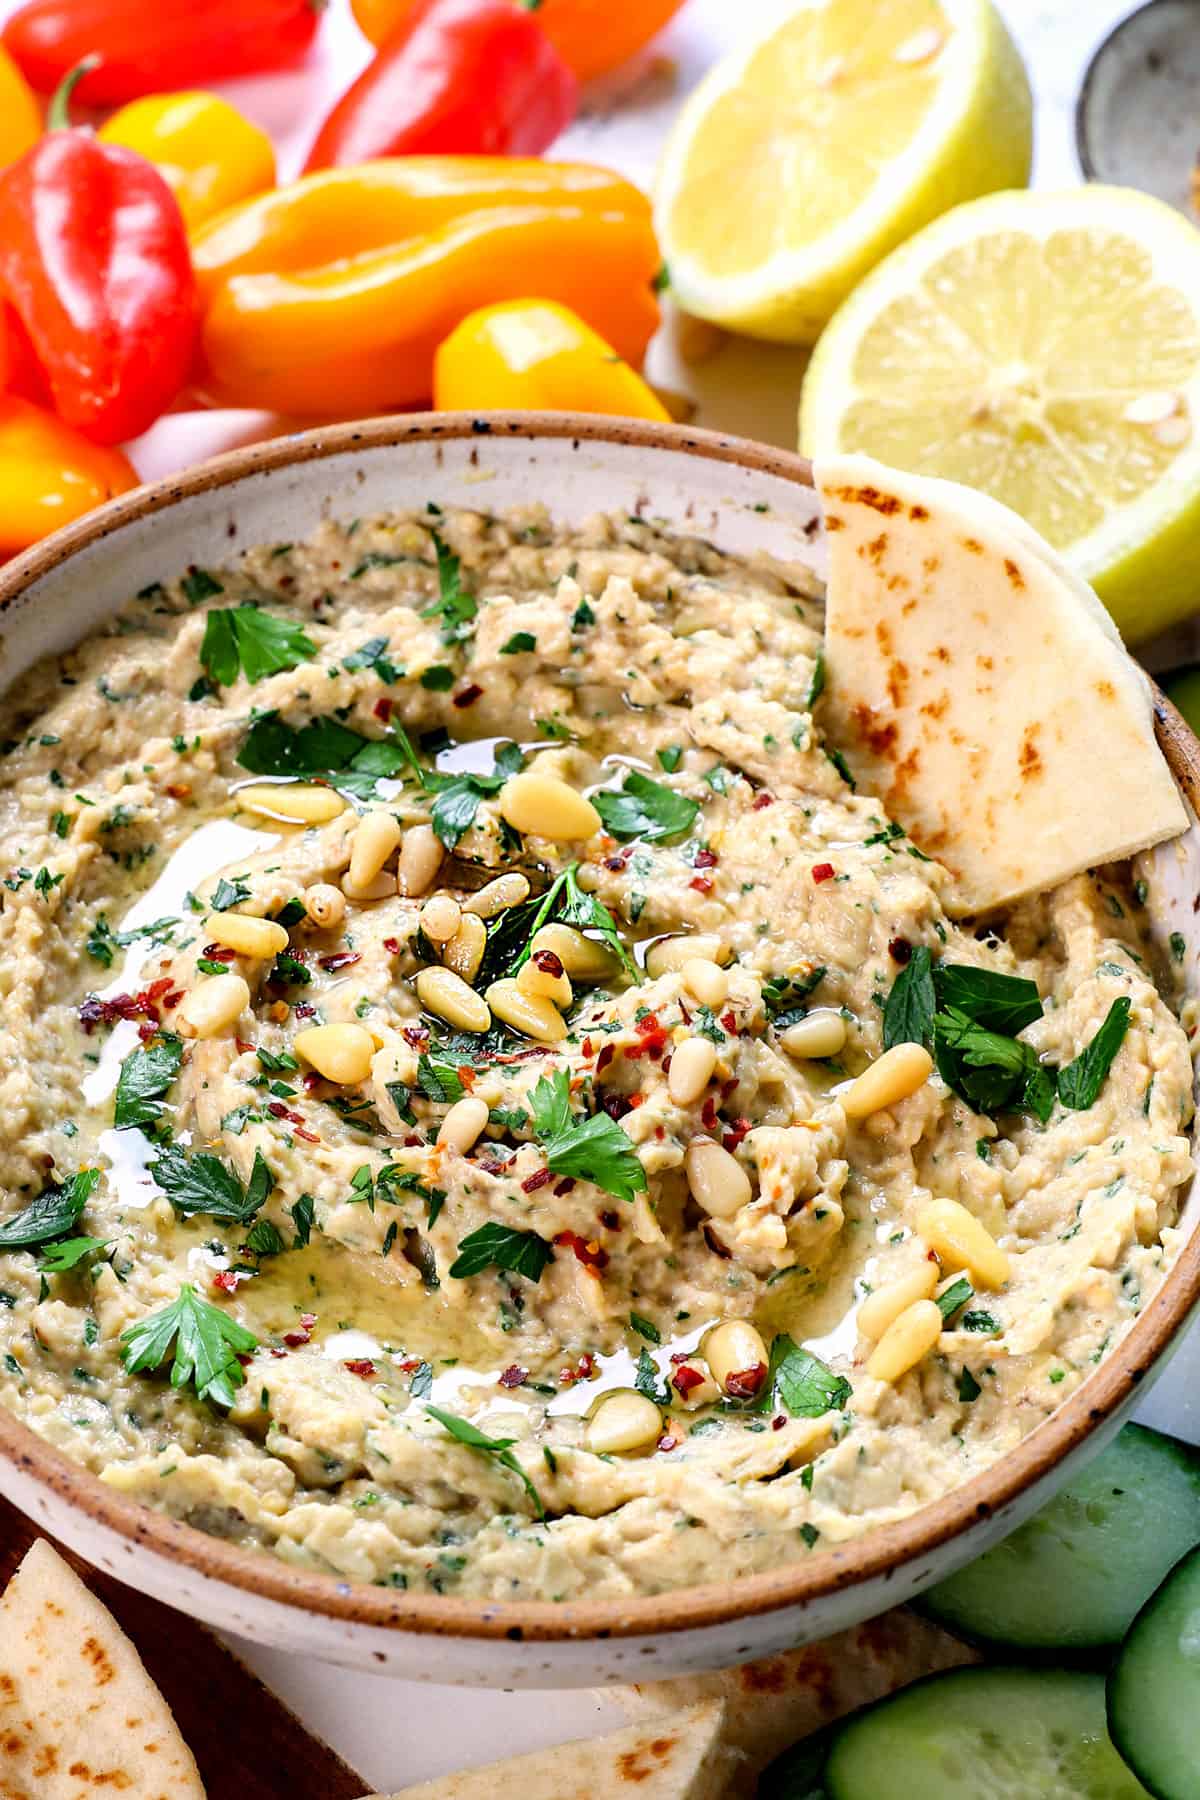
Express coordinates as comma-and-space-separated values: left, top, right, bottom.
205, 913, 288, 959
841, 1043, 932, 1119
781, 1010, 847, 1061
486, 978, 567, 1043
646, 933, 726, 978
703, 1320, 770, 1398
584, 1389, 662, 1455
682, 957, 728, 1007
303, 882, 346, 929
442, 913, 486, 984
464, 872, 530, 918
294, 1022, 375, 1085
349, 811, 402, 890
685, 1139, 751, 1219
858, 1262, 938, 1340
516, 954, 572, 1009
420, 895, 462, 943
498, 770, 601, 841
437, 1095, 490, 1153
179, 972, 250, 1039
918, 1197, 1010, 1290
416, 966, 492, 1034
341, 868, 397, 902
397, 823, 443, 898
866, 1299, 943, 1383
668, 1036, 717, 1105
237, 782, 346, 825
530, 922, 619, 982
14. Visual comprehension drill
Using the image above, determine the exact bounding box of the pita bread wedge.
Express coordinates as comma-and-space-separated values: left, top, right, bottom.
0, 1538, 205, 1800
615, 1607, 978, 1797
365, 1699, 735, 1800
815, 453, 1188, 915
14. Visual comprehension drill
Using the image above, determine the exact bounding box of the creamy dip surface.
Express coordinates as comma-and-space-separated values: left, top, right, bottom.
0, 504, 1193, 1602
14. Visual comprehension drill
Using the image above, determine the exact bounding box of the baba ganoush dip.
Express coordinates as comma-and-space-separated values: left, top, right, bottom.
0, 505, 1193, 1602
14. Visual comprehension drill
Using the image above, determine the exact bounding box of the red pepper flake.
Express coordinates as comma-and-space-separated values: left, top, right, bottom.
601, 1091, 632, 1121
693, 848, 719, 868
453, 683, 484, 709
457, 1065, 476, 1090
725, 1362, 768, 1400
136, 1019, 158, 1042
403, 1025, 430, 1048
78, 976, 175, 1033
344, 1359, 376, 1379
701, 1096, 719, 1131
267, 1102, 290, 1120
558, 1351, 597, 1386
811, 862, 835, 883
382, 937, 403, 955
657, 1434, 678, 1452
596, 1044, 615, 1073
294, 1126, 321, 1144
477, 1158, 510, 1175
888, 936, 912, 965
318, 950, 362, 972
723, 1116, 752, 1152
211, 1270, 237, 1294
581, 1036, 594, 1059
521, 1166, 554, 1192
499, 1364, 527, 1388
671, 1363, 705, 1396
553, 1176, 576, 1196
627, 1092, 644, 1108
599, 1209, 619, 1231
772, 1414, 786, 1431
302, 1071, 322, 1092
553, 1230, 609, 1271
373, 697, 393, 722
720, 1009, 738, 1034
294, 1001, 315, 1017
636, 1011, 660, 1035
399, 1356, 422, 1372
752, 791, 775, 810
283, 1315, 316, 1348
653, 1124, 665, 1141
270, 1346, 288, 1359
201, 943, 237, 962
235, 1038, 255, 1054
689, 875, 713, 893
533, 947, 565, 977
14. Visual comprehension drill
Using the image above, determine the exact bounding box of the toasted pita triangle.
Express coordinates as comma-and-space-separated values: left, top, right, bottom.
365, 1700, 733, 1800
815, 453, 1188, 915
0, 1538, 205, 1800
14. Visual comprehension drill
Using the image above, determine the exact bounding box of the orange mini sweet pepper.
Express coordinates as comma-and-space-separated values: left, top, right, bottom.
351, 0, 688, 82
193, 158, 661, 416
0, 43, 41, 168
98, 92, 275, 230
434, 298, 669, 420
0, 395, 137, 557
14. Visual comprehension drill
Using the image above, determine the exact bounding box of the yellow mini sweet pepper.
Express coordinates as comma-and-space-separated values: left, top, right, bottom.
192, 158, 661, 417
98, 92, 275, 230
434, 299, 669, 421
0, 44, 42, 169
0, 396, 137, 559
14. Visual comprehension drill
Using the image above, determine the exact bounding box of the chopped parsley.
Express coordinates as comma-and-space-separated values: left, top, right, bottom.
449, 1222, 552, 1282
592, 771, 698, 843
425, 1404, 544, 1518
200, 605, 316, 687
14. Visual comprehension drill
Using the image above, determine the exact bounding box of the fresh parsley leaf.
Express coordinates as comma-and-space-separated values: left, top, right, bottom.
120, 1283, 257, 1409
758, 1334, 851, 1418
656, 745, 683, 773
200, 605, 315, 687
477, 862, 633, 987
244, 1219, 284, 1258
1057, 998, 1131, 1111
499, 632, 536, 655
385, 1080, 416, 1126
237, 713, 411, 802
962, 1310, 1000, 1334
423, 533, 477, 643
936, 1275, 974, 1322
151, 1145, 272, 1224
956, 1366, 982, 1403
342, 636, 402, 682
883, 945, 936, 1051
763, 966, 826, 1024
425, 1404, 545, 1519
180, 568, 223, 605
270, 951, 311, 986
527, 1068, 646, 1201
417, 1054, 467, 1105
113, 1035, 183, 1130
933, 1006, 1043, 1117
806, 650, 825, 710
291, 1193, 315, 1248
634, 1347, 670, 1407
0, 1170, 100, 1251
593, 772, 698, 843
211, 877, 251, 912
257, 1046, 299, 1073
935, 965, 1043, 1037
629, 1312, 661, 1343
449, 1223, 552, 1282
38, 1234, 110, 1272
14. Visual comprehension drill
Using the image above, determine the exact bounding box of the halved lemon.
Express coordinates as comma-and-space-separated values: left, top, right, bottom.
800, 185, 1200, 642
653, 0, 1032, 344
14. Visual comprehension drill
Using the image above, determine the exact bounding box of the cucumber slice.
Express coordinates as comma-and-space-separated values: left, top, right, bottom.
921, 1424, 1200, 1648
1108, 1543, 1200, 1798
824, 1667, 1148, 1799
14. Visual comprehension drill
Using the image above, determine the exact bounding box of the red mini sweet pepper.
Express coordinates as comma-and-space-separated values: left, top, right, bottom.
3, 0, 324, 107
0, 62, 197, 445
303, 0, 577, 171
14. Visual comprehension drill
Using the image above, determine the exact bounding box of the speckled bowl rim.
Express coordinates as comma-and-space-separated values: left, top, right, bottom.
0, 410, 1197, 1645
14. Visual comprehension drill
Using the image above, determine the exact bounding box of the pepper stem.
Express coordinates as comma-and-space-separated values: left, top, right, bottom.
47, 56, 100, 131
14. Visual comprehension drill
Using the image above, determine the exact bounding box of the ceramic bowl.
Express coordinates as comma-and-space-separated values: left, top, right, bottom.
1, 414, 1197, 1686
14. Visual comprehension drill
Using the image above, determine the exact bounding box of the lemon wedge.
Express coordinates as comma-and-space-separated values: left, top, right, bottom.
800, 185, 1200, 642
653, 0, 1031, 344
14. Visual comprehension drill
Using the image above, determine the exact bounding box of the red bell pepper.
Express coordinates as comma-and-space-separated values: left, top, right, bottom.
3, 0, 324, 107
303, 0, 577, 172
0, 64, 197, 445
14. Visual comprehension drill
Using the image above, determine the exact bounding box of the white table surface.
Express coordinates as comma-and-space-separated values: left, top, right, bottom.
8, 0, 1200, 1786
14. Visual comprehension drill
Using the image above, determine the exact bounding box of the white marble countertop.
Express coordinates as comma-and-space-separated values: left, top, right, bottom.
4, 0, 1196, 1786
